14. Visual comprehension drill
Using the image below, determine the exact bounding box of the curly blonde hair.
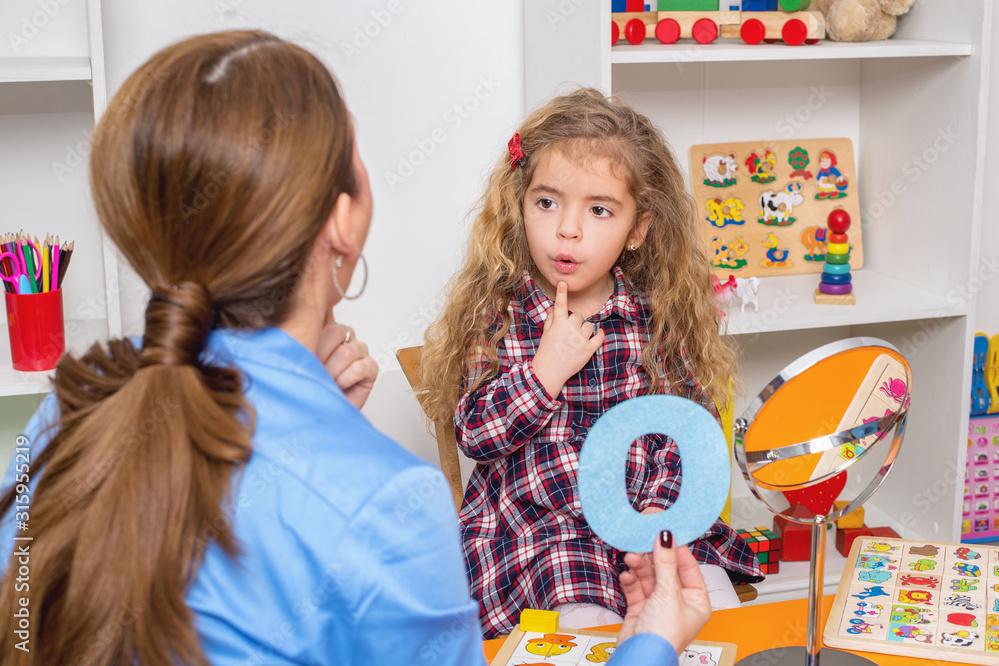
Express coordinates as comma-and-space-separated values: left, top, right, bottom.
419, 88, 736, 423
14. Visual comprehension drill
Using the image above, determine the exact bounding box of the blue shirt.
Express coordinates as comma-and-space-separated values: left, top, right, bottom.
0, 326, 676, 665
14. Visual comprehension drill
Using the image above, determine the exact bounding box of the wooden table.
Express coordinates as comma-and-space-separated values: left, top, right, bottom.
484, 596, 924, 665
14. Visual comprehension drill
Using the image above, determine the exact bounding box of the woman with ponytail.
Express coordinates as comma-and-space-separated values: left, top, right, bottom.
0, 31, 712, 665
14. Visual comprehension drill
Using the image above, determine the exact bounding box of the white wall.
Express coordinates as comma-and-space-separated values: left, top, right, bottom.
96, 0, 525, 467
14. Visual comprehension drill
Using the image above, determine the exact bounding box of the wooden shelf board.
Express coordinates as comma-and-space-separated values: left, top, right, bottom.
612, 39, 973, 65
721, 269, 966, 336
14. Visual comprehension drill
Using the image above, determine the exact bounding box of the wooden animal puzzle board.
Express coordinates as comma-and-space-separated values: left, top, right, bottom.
489, 626, 736, 665
689, 138, 864, 278
825, 537, 999, 664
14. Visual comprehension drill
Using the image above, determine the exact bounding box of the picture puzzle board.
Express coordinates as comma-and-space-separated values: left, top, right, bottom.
689, 138, 864, 278
963, 414, 999, 542
825, 536, 999, 664
489, 626, 736, 665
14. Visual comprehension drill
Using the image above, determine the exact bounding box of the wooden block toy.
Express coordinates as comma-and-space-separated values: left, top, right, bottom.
834, 525, 874, 557
833, 500, 865, 529
718, 9, 825, 44
773, 514, 812, 561
815, 208, 857, 305
737, 525, 782, 574
611, 2, 825, 46
741, 0, 777, 9
519, 608, 559, 634
660, 0, 719, 10
866, 526, 900, 540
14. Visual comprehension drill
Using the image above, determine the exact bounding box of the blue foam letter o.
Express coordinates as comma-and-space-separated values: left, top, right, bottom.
578, 395, 730, 553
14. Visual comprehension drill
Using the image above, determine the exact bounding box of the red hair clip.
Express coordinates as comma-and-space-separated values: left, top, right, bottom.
508, 132, 527, 171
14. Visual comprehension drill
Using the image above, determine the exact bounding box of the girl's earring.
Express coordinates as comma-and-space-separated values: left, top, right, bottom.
333, 253, 369, 301
629, 245, 638, 251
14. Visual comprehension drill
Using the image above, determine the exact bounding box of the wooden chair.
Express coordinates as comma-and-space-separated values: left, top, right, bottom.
394, 345, 758, 604
397, 346, 465, 509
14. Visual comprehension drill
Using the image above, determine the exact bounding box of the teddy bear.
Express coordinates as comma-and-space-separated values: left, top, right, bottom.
811, 0, 917, 42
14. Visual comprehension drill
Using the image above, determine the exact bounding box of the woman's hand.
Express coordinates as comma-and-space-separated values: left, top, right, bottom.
317, 321, 378, 410
618, 531, 712, 656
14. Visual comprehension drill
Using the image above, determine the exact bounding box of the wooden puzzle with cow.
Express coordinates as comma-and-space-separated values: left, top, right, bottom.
825, 536, 999, 664
689, 137, 863, 279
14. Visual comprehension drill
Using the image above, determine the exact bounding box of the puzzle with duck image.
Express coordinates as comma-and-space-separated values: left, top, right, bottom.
825, 537, 999, 664
489, 611, 736, 665
690, 138, 863, 279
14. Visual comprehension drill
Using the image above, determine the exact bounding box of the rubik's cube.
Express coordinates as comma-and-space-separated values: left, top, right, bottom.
737, 526, 782, 575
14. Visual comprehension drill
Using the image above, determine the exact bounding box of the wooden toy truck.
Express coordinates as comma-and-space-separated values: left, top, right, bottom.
611, 0, 826, 46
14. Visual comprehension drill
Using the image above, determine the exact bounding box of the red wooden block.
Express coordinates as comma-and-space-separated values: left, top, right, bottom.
835, 525, 875, 557
867, 526, 901, 540
773, 515, 813, 561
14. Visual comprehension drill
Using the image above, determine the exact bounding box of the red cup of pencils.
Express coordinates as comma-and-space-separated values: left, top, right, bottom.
1, 234, 73, 371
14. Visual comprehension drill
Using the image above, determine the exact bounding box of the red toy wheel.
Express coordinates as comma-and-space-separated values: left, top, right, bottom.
782, 18, 808, 45
741, 18, 766, 45
655, 18, 682, 44
612, 20, 620, 45
692, 18, 719, 44
625, 18, 646, 45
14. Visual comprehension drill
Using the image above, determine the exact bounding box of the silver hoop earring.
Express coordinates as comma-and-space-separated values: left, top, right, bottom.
333, 254, 368, 301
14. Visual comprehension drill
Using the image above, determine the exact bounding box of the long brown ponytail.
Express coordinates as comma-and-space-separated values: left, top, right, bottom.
0, 31, 355, 665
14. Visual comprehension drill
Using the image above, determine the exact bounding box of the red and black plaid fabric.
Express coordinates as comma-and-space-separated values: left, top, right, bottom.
455, 266, 763, 638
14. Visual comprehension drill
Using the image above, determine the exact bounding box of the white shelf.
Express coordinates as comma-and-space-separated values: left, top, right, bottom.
0, 57, 91, 83
721, 269, 966, 336
0, 318, 108, 397
612, 38, 973, 65
733, 500, 901, 604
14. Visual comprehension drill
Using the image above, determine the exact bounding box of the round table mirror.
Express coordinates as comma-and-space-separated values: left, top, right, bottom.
733, 337, 912, 666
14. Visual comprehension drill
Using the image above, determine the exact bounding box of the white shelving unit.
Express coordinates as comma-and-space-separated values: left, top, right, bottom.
611, 38, 974, 64
0, 0, 120, 397
525, 0, 991, 604
0, 56, 91, 82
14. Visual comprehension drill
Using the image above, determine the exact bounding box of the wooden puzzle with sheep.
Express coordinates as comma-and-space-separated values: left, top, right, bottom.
689, 137, 863, 279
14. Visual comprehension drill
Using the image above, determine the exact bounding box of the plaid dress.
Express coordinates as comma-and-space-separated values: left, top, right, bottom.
455, 266, 763, 638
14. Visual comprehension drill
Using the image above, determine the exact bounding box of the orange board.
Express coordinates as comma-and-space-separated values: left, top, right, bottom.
744, 347, 908, 489
484, 597, 943, 665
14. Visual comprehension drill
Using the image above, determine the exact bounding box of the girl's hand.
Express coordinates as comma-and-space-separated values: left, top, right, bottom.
532, 281, 605, 397
618, 531, 712, 656
317, 322, 378, 410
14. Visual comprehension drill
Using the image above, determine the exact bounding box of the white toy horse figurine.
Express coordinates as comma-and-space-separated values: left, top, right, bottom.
735, 277, 760, 313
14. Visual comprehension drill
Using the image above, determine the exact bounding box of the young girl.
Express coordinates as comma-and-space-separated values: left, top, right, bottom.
421, 88, 762, 638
